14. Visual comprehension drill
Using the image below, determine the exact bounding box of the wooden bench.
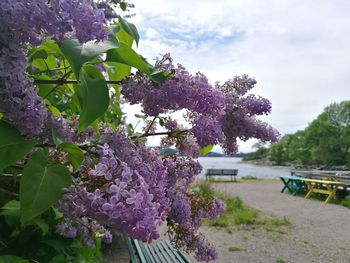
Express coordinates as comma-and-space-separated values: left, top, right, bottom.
124, 236, 191, 263
205, 169, 238, 182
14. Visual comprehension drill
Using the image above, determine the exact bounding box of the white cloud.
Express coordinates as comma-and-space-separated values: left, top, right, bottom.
127, 0, 350, 152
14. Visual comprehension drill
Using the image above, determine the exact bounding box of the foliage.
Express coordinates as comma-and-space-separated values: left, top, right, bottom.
268, 101, 350, 166
0, 1, 278, 262
340, 196, 350, 209
242, 142, 268, 160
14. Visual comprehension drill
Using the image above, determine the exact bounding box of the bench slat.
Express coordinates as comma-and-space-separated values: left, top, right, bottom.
158, 240, 181, 263
165, 240, 191, 263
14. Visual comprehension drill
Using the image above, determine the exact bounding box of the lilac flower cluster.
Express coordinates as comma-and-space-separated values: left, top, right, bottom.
121, 65, 226, 117
58, 134, 170, 243
191, 116, 224, 147
0, 0, 108, 136
218, 75, 279, 154
123, 57, 278, 156
164, 156, 225, 261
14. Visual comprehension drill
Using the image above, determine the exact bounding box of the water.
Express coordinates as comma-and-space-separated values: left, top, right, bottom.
197, 157, 291, 179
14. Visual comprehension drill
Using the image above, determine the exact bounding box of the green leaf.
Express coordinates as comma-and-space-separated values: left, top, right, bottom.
48, 105, 61, 116
159, 118, 165, 126
79, 64, 110, 131
51, 129, 65, 146
59, 35, 119, 78
36, 75, 56, 98
116, 23, 133, 47
34, 218, 49, 235
120, 2, 127, 11
20, 149, 71, 224
105, 61, 131, 82
0, 200, 20, 216
28, 48, 48, 61
199, 145, 213, 156
127, 124, 134, 136
135, 114, 147, 120
106, 42, 150, 74
33, 56, 57, 70
0, 255, 29, 263
118, 16, 140, 46
59, 143, 84, 171
0, 121, 37, 170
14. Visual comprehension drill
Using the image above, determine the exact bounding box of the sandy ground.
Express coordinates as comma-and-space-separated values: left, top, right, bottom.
105, 180, 350, 263
194, 181, 350, 263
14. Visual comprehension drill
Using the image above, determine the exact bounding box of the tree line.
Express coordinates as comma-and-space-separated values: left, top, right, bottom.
251, 101, 350, 166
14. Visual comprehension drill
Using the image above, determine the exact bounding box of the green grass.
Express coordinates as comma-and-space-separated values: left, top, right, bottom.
276, 259, 287, 263
241, 175, 260, 180
228, 246, 242, 252
262, 216, 291, 226
195, 182, 292, 231
340, 196, 350, 208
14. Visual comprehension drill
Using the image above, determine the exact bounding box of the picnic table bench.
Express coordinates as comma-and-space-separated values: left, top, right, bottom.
124, 236, 191, 263
205, 169, 239, 182
279, 175, 307, 196
280, 174, 346, 203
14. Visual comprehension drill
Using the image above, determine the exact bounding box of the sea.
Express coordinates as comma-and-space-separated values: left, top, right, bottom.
196, 157, 291, 180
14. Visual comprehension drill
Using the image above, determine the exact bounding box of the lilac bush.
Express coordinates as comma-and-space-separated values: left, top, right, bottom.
0, 1, 278, 262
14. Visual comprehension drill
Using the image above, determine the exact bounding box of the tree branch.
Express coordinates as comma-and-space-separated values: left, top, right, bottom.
131, 130, 188, 139
34, 79, 123, 85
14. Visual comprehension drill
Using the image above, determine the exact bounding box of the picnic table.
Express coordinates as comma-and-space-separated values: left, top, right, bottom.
303, 178, 345, 203
279, 175, 307, 195
280, 175, 345, 203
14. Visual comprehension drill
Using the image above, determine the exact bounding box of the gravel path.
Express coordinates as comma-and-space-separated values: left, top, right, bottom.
194, 180, 350, 263
105, 180, 350, 263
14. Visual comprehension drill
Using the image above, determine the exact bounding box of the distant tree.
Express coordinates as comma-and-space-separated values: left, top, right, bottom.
306, 101, 350, 165
287, 131, 311, 165
269, 101, 350, 166
268, 134, 293, 164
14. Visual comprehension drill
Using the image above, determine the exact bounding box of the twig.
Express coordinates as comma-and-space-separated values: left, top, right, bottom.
0, 187, 19, 197
144, 116, 157, 135
131, 130, 188, 139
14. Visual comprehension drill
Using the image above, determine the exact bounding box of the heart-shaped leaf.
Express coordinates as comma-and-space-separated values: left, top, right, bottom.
20, 149, 71, 224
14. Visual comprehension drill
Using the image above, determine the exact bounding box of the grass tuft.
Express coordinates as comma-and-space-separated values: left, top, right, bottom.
228, 246, 242, 252
241, 175, 260, 180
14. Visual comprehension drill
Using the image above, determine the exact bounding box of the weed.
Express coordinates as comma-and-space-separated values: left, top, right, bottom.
210, 215, 228, 228
228, 246, 242, 252
234, 208, 259, 225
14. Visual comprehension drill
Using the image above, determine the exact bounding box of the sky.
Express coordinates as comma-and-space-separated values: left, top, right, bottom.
127, 0, 350, 152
